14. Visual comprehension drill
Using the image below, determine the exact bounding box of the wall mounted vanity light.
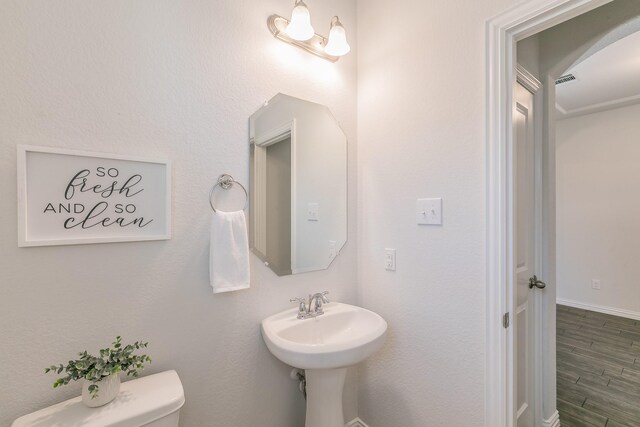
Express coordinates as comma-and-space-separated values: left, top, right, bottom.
267, 1, 351, 63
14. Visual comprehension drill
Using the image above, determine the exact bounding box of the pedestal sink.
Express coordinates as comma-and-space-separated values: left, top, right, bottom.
261, 302, 387, 427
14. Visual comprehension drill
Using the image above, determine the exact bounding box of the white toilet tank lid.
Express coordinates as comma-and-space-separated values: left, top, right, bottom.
12, 370, 185, 427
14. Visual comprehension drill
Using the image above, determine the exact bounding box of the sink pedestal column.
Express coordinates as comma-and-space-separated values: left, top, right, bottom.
304, 368, 347, 427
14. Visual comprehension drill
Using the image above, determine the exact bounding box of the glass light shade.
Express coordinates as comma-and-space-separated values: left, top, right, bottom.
286, 1, 315, 41
324, 18, 350, 56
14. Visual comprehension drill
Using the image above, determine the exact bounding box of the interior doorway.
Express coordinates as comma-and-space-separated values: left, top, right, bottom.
487, 0, 640, 426
550, 27, 640, 426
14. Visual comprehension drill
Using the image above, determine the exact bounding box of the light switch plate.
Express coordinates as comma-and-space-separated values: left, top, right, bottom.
417, 198, 442, 225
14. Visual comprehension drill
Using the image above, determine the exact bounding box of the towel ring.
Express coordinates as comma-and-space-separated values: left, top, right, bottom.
209, 174, 248, 213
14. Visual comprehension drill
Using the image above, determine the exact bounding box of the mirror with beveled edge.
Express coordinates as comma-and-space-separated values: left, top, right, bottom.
249, 93, 347, 276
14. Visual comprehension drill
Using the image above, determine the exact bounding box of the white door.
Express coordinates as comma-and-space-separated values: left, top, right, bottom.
514, 80, 543, 427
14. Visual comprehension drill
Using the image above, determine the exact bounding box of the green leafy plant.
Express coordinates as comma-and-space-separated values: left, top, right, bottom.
45, 336, 151, 399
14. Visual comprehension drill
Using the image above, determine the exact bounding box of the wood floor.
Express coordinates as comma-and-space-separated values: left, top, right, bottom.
557, 304, 640, 427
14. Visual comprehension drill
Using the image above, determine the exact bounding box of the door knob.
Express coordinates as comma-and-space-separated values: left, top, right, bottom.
529, 275, 546, 289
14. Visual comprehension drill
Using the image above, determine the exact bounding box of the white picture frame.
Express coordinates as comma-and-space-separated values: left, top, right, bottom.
17, 145, 172, 247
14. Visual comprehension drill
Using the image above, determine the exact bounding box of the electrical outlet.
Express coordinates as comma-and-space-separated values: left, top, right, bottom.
385, 248, 396, 271
591, 279, 601, 290
307, 203, 319, 221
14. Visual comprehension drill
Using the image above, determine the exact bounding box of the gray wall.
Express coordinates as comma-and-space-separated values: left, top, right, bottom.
0, 1, 358, 426
356, 0, 511, 425
557, 104, 640, 316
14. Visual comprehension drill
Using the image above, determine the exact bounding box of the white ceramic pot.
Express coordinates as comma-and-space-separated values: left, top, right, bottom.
81, 373, 121, 408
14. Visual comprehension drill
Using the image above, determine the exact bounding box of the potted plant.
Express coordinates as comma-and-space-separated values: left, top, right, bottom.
45, 336, 151, 407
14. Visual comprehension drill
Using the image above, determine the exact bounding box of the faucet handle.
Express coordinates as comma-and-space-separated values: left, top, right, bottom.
290, 297, 307, 312
320, 291, 330, 303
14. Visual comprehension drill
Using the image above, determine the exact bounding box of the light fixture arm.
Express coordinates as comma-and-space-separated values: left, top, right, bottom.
267, 15, 339, 63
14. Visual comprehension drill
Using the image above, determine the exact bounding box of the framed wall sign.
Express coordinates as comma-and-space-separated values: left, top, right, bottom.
17, 145, 171, 247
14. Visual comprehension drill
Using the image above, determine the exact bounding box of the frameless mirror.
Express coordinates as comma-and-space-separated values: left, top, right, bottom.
249, 93, 347, 276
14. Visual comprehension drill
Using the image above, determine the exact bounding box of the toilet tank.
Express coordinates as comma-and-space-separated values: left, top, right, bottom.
12, 370, 185, 427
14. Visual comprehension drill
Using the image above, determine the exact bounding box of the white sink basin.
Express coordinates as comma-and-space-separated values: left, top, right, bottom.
261, 302, 387, 427
261, 302, 387, 369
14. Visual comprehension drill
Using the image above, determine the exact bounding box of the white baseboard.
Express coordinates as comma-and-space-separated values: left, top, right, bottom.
346, 418, 369, 427
557, 298, 640, 321
543, 410, 560, 427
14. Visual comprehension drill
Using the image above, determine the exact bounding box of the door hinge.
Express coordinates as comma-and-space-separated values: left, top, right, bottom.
503, 312, 510, 328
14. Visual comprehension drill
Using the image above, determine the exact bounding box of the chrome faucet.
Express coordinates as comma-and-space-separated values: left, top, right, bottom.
309, 291, 330, 315
290, 291, 330, 319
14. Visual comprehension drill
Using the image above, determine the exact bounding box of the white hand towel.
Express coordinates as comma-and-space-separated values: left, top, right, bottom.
210, 210, 250, 293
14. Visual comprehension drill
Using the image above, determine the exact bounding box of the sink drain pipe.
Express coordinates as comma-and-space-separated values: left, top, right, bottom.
290, 368, 307, 400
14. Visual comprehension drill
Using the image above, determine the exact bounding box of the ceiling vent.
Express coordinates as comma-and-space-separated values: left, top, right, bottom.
555, 74, 577, 85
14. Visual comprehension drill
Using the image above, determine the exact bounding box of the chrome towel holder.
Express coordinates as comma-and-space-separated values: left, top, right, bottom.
209, 174, 248, 213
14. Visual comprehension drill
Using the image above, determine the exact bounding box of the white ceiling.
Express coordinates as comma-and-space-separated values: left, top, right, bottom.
556, 30, 640, 119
